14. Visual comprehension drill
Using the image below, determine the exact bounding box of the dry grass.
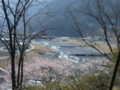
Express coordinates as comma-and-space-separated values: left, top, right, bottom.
0, 43, 54, 68
0, 52, 9, 57
66, 40, 111, 53
28, 43, 54, 58
0, 60, 8, 68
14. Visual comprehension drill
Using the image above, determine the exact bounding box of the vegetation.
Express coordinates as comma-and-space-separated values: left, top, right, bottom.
109, 46, 120, 87
22, 73, 111, 90
21, 47, 120, 90
0, 0, 120, 90
0, 0, 52, 89
0, 46, 120, 90
1, 57, 79, 89
69, 0, 120, 89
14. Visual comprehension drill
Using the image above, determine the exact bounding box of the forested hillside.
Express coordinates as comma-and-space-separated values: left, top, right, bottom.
43, 0, 102, 37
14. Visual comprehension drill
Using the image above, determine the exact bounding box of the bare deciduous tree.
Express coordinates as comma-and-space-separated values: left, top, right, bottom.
68, 0, 120, 90
69, 0, 120, 59
0, 0, 52, 90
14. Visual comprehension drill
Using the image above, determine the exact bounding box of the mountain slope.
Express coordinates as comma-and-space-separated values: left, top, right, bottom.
39, 0, 102, 37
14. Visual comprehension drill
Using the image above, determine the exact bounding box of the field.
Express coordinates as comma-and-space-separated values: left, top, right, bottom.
29, 43, 54, 57
0, 52, 9, 57
0, 43, 53, 68
66, 40, 111, 53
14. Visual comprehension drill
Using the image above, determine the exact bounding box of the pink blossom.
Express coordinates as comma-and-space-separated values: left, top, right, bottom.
3, 57, 78, 87
23, 57, 78, 82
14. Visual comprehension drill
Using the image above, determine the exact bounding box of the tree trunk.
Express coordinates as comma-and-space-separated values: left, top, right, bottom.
11, 56, 16, 90
109, 50, 120, 90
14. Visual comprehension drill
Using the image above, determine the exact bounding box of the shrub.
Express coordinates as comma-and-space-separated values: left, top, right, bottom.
23, 73, 111, 90
109, 46, 120, 87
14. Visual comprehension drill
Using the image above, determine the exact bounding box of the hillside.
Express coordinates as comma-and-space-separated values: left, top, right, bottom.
41, 0, 102, 37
